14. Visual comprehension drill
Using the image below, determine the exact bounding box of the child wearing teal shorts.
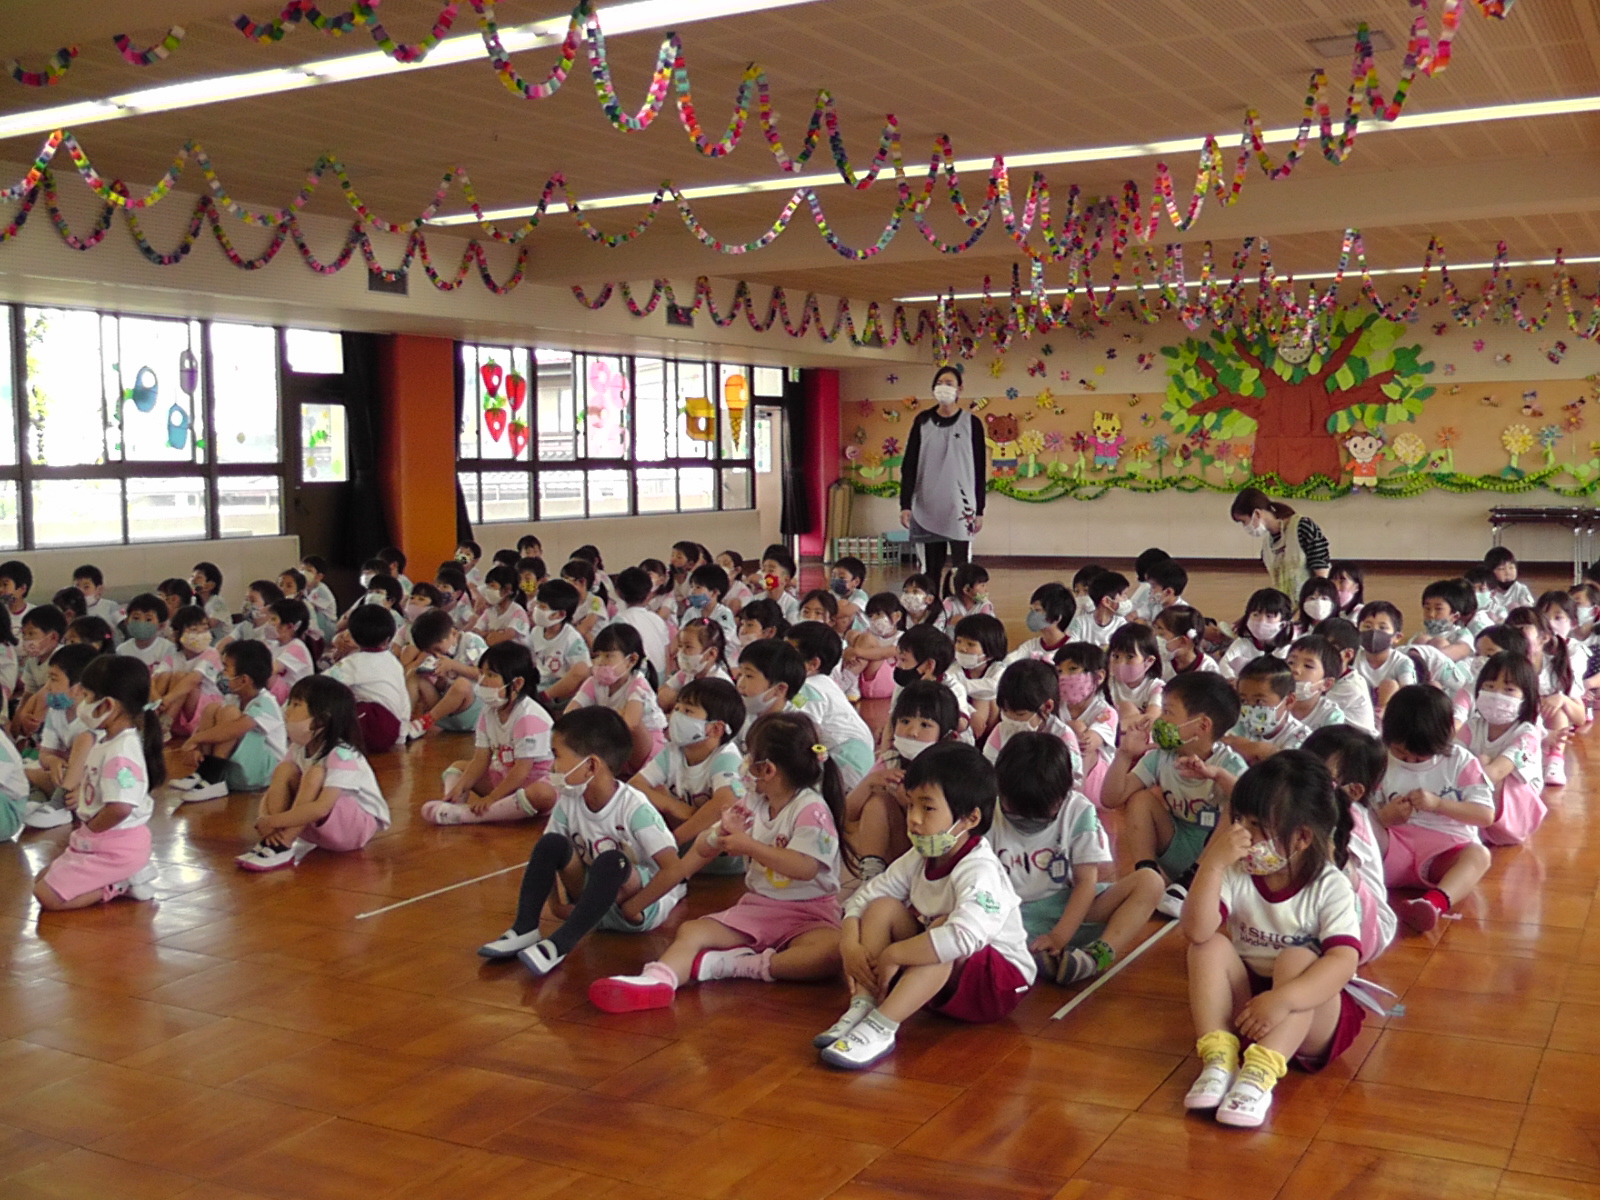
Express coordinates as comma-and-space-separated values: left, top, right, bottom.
171, 641, 288, 805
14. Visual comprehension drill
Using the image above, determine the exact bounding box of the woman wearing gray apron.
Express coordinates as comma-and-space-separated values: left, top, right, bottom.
899, 364, 987, 592
1230, 485, 1331, 599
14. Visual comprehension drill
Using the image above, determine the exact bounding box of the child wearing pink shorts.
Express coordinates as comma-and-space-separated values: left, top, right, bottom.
235, 675, 390, 872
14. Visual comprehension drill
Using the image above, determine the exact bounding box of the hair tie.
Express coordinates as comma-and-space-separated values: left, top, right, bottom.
144, 700, 161, 712
812, 743, 829, 763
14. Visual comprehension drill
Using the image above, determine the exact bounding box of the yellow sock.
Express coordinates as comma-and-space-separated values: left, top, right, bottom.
1238, 1043, 1288, 1092
1196, 1030, 1240, 1074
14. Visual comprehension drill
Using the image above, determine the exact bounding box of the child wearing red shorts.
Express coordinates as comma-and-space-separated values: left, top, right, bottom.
819, 741, 1035, 1069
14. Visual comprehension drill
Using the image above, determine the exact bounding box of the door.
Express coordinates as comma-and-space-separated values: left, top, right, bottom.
754, 406, 784, 554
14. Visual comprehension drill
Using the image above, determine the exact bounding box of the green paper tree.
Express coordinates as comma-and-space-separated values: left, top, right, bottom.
1160, 309, 1435, 485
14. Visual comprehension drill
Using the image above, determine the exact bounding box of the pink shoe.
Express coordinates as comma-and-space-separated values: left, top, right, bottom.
421, 800, 481, 825
1398, 896, 1440, 933
589, 965, 677, 1012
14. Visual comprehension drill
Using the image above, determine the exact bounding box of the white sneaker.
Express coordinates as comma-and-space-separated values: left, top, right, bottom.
1545, 755, 1568, 787
692, 947, 758, 982
22, 802, 71, 830
1156, 883, 1188, 920
236, 842, 295, 872
168, 773, 205, 791
175, 780, 229, 804
124, 863, 159, 901
1216, 1075, 1274, 1128
1183, 1063, 1235, 1111
290, 839, 317, 865
812, 996, 875, 1048
405, 719, 427, 743
819, 1014, 896, 1070
516, 939, 565, 976
478, 927, 545, 960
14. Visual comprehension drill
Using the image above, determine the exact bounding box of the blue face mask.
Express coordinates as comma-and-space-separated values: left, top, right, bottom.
44, 690, 72, 710
686, 592, 710, 609
128, 618, 159, 641
829, 578, 850, 597
1025, 610, 1048, 633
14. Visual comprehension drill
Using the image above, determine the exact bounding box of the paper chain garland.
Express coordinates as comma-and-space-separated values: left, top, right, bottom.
114, 28, 188, 67
9, 27, 187, 85
7, 47, 77, 87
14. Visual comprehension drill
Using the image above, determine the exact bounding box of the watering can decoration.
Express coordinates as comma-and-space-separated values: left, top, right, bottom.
168, 348, 199, 450
130, 366, 159, 412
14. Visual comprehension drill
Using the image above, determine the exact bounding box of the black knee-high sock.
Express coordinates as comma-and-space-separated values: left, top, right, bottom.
510, 833, 572, 935
549, 849, 631, 955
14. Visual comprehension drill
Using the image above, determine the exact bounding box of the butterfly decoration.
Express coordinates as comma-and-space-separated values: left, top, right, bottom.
1521, 391, 1542, 417
882, 408, 901, 422
1497, 353, 1514, 367
1041, 343, 1055, 356
885, 373, 899, 384
859, 398, 875, 414
1079, 379, 1098, 391
1136, 353, 1155, 371
1442, 363, 1456, 375
1059, 370, 1072, 383
1140, 413, 1155, 426
1546, 341, 1569, 364
1121, 333, 1142, 344
1432, 323, 1448, 335
1026, 359, 1047, 377
1564, 397, 1587, 417
988, 358, 1005, 378
1472, 339, 1486, 352
1105, 348, 1118, 360
1481, 395, 1499, 407
902, 395, 920, 409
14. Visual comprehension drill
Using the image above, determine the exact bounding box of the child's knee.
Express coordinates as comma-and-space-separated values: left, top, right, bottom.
1129, 866, 1164, 903
1271, 945, 1318, 981
1187, 932, 1236, 968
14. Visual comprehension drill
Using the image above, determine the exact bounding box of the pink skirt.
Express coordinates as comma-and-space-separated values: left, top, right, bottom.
1485, 776, 1547, 846
860, 660, 895, 699
1383, 823, 1475, 889
706, 891, 842, 951
41, 823, 151, 904
299, 792, 378, 852
170, 690, 222, 739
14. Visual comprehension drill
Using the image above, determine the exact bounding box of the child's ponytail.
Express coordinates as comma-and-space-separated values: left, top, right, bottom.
746, 711, 857, 873
1330, 792, 1353, 872
81, 655, 168, 789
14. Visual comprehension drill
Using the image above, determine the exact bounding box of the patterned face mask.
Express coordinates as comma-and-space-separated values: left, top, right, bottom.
1242, 839, 1288, 876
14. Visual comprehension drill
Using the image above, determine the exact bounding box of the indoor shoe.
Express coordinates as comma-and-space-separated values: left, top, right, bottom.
517, 939, 565, 977
1156, 882, 1188, 920
236, 842, 295, 872
176, 780, 229, 804
1183, 1063, 1235, 1111
812, 996, 875, 1048
1216, 1076, 1274, 1128
819, 1014, 896, 1070
588, 972, 675, 1013
478, 927, 544, 960
1398, 896, 1441, 933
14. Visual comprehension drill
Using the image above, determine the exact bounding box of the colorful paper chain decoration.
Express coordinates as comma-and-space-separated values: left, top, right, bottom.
8, 46, 77, 87
114, 27, 187, 66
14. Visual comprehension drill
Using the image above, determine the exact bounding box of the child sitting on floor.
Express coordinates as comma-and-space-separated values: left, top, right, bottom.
849, 680, 961, 879
818, 741, 1035, 1069
235, 676, 391, 872
325, 604, 409, 753
1223, 655, 1310, 765
404, 609, 487, 741
478, 707, 685, 975
631, 677, 745, 849
991, 732, 1163, 985
171, 640, 286, 804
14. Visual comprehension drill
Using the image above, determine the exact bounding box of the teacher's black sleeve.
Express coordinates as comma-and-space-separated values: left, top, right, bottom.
1297, 517, 1330, 573
970, 413, 987, 516
898, 410, 927, 511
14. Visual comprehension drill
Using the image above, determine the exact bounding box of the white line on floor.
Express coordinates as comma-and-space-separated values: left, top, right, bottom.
354, 863, 524, 919
1050, 919, 1179, 1020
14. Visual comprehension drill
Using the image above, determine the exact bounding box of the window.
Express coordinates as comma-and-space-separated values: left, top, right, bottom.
3, 305, 290, 548
285, 328, 344, 375
300, 402, 348, 483
456, 344, 758, 522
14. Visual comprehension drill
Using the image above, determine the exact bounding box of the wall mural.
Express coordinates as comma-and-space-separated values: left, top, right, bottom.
841, 309, 1600, 502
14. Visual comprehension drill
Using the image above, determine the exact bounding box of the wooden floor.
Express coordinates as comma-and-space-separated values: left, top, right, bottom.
3, 562, 1598, 1200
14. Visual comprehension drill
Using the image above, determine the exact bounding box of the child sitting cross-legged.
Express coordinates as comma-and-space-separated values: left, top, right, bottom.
1180, 751, 1364, 1128
405, 609, 488, 741
21, 643, 100, 831
157, 605, 226, 740
170, 640, 287, 804
991, 732, 1163, 985
1222, 655, 1310, 766
589, 711, 849, 1010
818, 741, 1034, 1069
325, 602, 409, 753
849, 680, 960, 880
235, 676, 391, 872
478, 707, 685, 975
631, 677, 746, 850
422, 642, 556, 825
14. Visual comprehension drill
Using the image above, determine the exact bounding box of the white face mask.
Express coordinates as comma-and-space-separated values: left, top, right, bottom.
997, 715, 1035, 742
893, 735, 932, 761
76, 698, 109, 730
1579, 604, 1596, 627
901, 593, 929, 615
1115, 598, 1134, 616
1076, 592, 1094, 614
1302, 597, 1334, 621
1243, 518, 1268, 539
483, 586, 504, 607
474, 683, 505, 707
933, 383, 958, 405
1293, 679, 1325, 702
359, 572, 375, 588
181, 630, 211, 652
954, 650, 986, 672
676, 649, 707, 676
532, 608, 561, 629
668, 712, 709, 745
554, 757, 593, 797
869, 616, 895, 638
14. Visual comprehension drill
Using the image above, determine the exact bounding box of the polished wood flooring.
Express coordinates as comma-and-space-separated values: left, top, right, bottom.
3, 562, 1597, 1200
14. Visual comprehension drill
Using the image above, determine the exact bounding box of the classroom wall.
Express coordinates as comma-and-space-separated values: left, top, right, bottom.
835, 311, 1600, 563
19, 536, 300, 602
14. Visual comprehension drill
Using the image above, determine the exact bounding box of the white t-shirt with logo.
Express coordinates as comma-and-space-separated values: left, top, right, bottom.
78, 727, 154, 829
1132, 743, 1249, 828
988, 792, 1112, 902
1376, 743, 1493, 841
530, 622, 591, 690
326, 649, 409, 723
727, 786, 841, 903
548, 780, 681, 915
475, 695, 554, 774
637, 741, 742, 810
1218, 861, 1363, 975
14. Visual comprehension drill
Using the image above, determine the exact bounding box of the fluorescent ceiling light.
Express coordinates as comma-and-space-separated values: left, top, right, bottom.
423, 93, 1600, 227
891, 255, 1600, 303
0, 0, 824, 139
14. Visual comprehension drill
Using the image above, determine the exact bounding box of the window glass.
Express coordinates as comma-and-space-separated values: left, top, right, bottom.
633, 357, 669, 462
538, 469, 584, 520
218, 475, 280, 538
458, 472, 480, 524
32, 479, 121, 547
24, 307, 109, 467
587, 469, 629, 517
581, 355, 630, 460
719, 364, 751, 460
536, 349, 577, 462
722, 468, 752, 511
128, 476, 207, 542
211, 322, 280, 463
0, 482, 18, 550
676, 361, 712, 461
285, 328, 343, 374
679, 467, 716, 512
481, 470, 530, 523
754, 410, 774, 474
115, 316, 200, 463
752, 366, 785, 397
300, 403, 348, 482
0, 318, 16, 467
636, 467, 676, 513
466, 344, 531, 463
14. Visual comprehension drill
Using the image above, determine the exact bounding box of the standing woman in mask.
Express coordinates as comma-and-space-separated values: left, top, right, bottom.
899, 365, 988, 596
1229, 487, 1331, 600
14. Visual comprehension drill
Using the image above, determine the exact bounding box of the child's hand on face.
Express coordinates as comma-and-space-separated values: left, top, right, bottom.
1199, 820, 1252, 872
1117, 724, 1152, 758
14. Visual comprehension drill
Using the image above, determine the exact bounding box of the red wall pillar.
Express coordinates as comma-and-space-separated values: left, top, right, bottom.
376, 334, 458, 575
799, 368, 840, 560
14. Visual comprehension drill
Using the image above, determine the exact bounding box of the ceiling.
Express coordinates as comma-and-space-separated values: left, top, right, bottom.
2, 0, 1598, 305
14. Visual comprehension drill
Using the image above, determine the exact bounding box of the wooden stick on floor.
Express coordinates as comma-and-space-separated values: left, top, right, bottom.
1050, 919, 1179, 1020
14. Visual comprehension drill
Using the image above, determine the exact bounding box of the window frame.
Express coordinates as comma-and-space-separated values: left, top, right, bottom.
455, 344, 767, 524
4, 303, 290, 549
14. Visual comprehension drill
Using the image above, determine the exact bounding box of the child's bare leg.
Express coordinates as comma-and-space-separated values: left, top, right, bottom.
1432, 844, 1491, 907
1085, 868, 1164, 955
858, 895, 922, 957
199, 703, 243, 760
1254, 946, 1330, 1060
770, 927, 843, 982
657, 917, 752, 980
34, 878, 109, 911
1123, 790, 1173, 872
431, 677, 473, 721
256, 762, 301, 847
1188, 931, 1251, 1036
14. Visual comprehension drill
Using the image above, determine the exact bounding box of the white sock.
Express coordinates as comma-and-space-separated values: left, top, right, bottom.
864, 1009, 900, 1035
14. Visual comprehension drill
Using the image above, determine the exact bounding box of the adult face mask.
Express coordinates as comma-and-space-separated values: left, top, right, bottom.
1243, 518, 1268, 539
932, 383, 958, 405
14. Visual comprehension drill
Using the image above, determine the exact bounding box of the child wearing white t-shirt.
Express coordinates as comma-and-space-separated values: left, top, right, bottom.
1106, 623, 1164, 729
1223, 655, 1310, 766
171, 641, 287, 803
326, 604, 409, 753
530, 580, 592, 708
632, 677, 745, 849
566, 623, 668, 774
785, 622, 876, 790
35, 657, 164, 909
478, 707, 684, 976
990, 732, 1162, 985
1457, 651, 1547, 845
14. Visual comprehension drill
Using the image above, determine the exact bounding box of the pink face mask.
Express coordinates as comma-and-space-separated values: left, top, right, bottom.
1112, 661, 1149, 686
1058, 672, 1098, 706
593, 664, 626, 688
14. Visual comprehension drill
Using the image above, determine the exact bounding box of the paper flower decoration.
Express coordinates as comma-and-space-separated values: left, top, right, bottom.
1436, 427, 1460, 447
1432, 323, 1448, 335
1035, 388, 1055, 409
1564, 411, 1586, 434
1041, 344, 1054, 356
1545, 341, 1568, 364
1474, 0, 1516, 18
860, 451, 882, 469
1538, 424, 1563, 450
1043, 431, 1064, 452
1442, 363, 1456, 375
1059, 371, 1072, 383
1472, 339, 1486, 352
1391, 431, 1427, 466
844, 445, 860, 462
1150, 433, 1169, 457
1017, 428, 1046, 456
881, 436, 901, 457
1501, 425, 1535, 456
1005, 387, 1019, 400
1027, 360, 1046, 377
885, 373, 898, 384
1128, 440, 1151, 460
